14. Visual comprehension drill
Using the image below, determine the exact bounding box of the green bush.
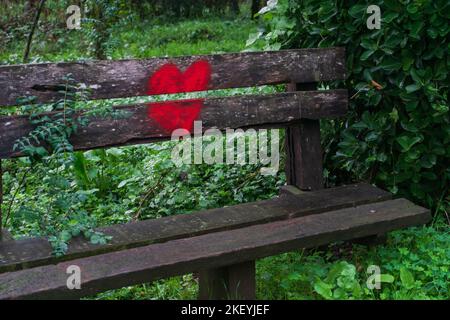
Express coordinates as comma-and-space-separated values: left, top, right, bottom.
249, 0, 449, 213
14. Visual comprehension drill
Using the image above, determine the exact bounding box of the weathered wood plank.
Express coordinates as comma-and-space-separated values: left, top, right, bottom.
0, 48, 346, 107
198, 261, 256, 300
0, 90, 348, 159
285, 119, 323, 190
285, 83, 323, 190
0, 198, 430, 299
0, 183, 390, 273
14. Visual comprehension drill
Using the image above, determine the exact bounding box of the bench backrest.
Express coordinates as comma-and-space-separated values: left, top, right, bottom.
0, 48, 347, 189
0, 48, 348, 283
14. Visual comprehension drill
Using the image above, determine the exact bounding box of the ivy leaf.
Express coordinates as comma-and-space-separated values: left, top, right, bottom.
400, 267, 415, 289
420, 154, 437, 169
380, 274, 395, 283
405, 84, 421, 93
382, 12, 399, 23
431, 104, 449, 113
409, 21, 424, 38
246, 32, 263, 47
314, 280, 333, 300
361, 50, 375, 61
402, 56, 414, 71
406, 4, 418, 14
379, 58, 402, 71
396, 136, 421, 152
348, 4, 367, 19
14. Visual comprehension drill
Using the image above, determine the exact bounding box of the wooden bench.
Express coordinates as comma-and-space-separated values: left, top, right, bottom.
0, 48, 430, 300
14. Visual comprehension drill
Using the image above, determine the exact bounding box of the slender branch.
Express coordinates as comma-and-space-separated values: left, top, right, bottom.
23, 0, 47, 63
133, 175, 166, 221
3, 166, 33, 228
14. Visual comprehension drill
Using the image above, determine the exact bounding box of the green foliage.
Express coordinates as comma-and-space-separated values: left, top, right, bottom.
14, 73, 128, 161
10, 74, 130, 255
129, 0, 242, 19
1, 11, 256, 64
248, 0, 450, 215
12, 168, 112, 256
14, 74, 84, 160
257, 222, 450, 300
90, 274, 198, 300
81, 0, 132, 59
250, 2, 449, 300
46, 210, 112, 257
108, 18, 257, 59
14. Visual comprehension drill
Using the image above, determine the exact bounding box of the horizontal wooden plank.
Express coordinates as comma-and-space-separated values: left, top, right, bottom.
0, 48, 346, 107
0, 198, 430, 299
0, 90, 348, 159
0, 183, 390, 273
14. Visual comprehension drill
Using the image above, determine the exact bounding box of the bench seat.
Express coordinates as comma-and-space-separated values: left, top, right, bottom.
0, 184, 430, 299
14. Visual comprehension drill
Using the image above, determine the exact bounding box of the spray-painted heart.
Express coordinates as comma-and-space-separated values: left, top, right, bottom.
147, 60, 211, 133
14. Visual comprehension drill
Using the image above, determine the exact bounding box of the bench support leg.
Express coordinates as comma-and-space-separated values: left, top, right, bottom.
285, 82, 323, 191
198, 261, 256, 300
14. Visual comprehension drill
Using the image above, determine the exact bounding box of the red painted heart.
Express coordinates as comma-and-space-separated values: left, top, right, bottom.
147, 60, 211, 133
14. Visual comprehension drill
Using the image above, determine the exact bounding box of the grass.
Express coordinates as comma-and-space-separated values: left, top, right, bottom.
1, 15, 257, 63
91, 275, 198, 300
109, 18, 257, 59
1, 8, 449, 301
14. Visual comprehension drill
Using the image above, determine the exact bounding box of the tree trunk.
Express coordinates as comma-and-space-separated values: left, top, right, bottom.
23, 0, 46, 63
230, 0, 239, 14
91, 2, 107, 60
251, 0, 261, 19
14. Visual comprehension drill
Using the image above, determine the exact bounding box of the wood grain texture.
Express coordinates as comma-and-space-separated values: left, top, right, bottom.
198, 261, 256, 300
0, 90, 348, 159
0, 198, 430, 299
0, 48, 346, 107
285, 83, 323, 190
0, 183, 390, 273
